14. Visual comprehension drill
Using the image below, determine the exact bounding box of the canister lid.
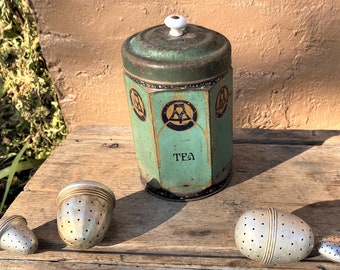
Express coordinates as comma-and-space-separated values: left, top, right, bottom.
121, 15, 231, 84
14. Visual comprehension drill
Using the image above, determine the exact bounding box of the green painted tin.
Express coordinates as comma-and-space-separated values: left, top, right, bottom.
121, 15, 232, 201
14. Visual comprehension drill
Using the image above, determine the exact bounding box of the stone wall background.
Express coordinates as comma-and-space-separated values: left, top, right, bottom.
29, 0, 340, 130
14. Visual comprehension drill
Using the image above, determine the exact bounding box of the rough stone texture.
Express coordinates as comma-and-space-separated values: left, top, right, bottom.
28, 0, 340, 130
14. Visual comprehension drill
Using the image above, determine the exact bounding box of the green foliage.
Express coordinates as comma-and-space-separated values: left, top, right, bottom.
0, 0, 68, 215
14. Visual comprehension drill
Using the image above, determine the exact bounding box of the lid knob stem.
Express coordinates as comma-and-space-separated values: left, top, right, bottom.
164, 15, 187, 37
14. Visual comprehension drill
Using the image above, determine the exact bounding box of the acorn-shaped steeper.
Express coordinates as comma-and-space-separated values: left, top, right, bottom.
234, 208, 314, 264
57, 180, 116, 249
0, 215, 38, 254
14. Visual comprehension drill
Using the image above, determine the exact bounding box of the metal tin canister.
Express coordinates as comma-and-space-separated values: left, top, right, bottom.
121, 15, 232, 201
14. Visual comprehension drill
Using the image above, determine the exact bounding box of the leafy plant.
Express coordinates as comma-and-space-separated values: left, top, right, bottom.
0, 0, 68, 215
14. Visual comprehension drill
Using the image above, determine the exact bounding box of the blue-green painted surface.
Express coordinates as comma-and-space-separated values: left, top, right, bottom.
123, 76, 159, 181
124, 71, 232, 200
152, 89, 211, 193
122, 21, 232, 200
211, 69, 233, 184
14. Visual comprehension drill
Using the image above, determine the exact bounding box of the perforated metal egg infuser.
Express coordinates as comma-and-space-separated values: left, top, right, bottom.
234, 208, 314, 264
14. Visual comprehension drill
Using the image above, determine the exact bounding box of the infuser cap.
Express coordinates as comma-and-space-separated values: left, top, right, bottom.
57, 180, 115, 207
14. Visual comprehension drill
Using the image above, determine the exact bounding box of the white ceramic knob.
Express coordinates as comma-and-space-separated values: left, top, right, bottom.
164, 15, 187, 37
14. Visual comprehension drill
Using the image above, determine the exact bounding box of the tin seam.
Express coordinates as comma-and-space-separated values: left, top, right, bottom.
124, 69, 227, 90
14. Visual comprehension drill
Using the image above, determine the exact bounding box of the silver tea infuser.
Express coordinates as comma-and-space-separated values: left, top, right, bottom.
56, 180, 116, 249
235, 208, 314, 264
318, 234, 340, 263
0, 215, 38, 254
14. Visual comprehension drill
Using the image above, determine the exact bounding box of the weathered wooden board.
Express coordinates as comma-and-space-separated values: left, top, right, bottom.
0, 126, 339, 269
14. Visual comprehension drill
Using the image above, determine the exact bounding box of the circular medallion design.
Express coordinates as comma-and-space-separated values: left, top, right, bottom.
129, 88, 146, 121
162, 100, 198, 131
215, 85, 229, 118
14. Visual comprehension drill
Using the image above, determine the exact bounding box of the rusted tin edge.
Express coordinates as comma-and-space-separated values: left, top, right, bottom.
141, 169, 232, 202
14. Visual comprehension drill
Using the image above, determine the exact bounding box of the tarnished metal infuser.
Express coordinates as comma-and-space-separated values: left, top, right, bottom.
56, 180, 116, 249
0, 215, 38, 254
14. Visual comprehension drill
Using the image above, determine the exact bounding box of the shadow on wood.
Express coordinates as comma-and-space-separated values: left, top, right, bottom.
101, 190, 186, 246
229, 129, 340, 187
292, 200, 340, 238
32, 218, 66, 252
292, 200, 340, 258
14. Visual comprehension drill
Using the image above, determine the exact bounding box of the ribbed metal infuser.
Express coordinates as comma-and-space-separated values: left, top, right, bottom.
235, 208, 314, 264
0, 215, 38, 254
56, 180, 116, 249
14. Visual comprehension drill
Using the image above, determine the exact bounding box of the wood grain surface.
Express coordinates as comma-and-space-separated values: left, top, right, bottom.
1, 126, 339, 269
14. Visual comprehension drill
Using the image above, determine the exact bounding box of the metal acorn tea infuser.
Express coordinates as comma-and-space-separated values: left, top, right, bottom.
56, 180, 116, 249
0, 215, 38, 254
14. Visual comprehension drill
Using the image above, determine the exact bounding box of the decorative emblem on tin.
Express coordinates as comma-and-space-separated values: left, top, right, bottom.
162, 100, 198, 131
215, 85, 229, 118
129, 88, 146, 121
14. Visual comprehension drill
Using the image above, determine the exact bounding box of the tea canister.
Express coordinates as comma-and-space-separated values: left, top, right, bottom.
121, 15, 232, 201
